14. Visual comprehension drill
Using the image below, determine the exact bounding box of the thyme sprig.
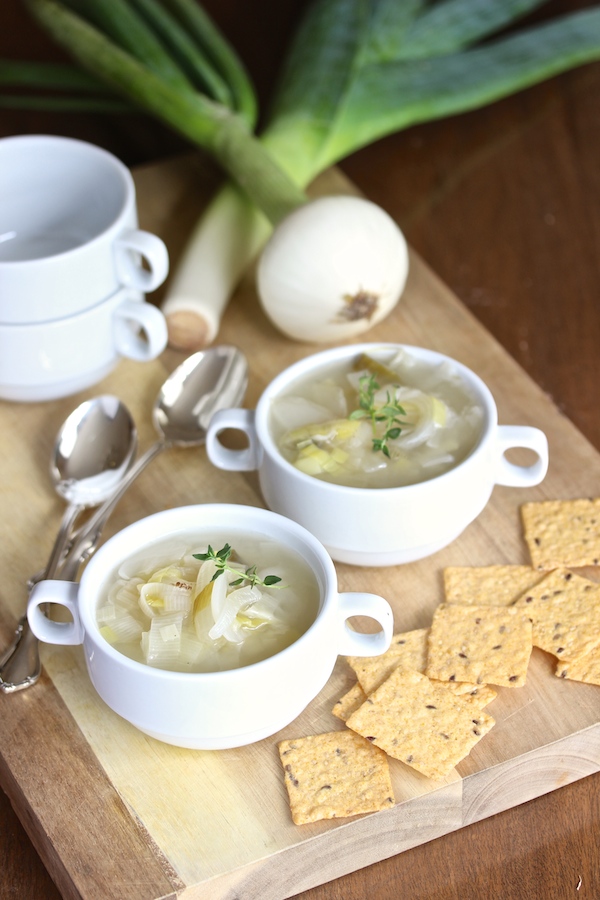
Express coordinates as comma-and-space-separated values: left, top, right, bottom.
193, 543, 282, 588
349, 373, 406, 458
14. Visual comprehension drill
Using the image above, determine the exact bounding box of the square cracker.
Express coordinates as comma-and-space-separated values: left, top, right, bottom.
521, 498, 600, 569
347, 628, 429, 694
346, 668, 495, 780
437, 681, 498, 708
443, 565, 543, 606
332, 683, 368, 722
278, 731, 394, 825
514, 568, 600, 660
346, 628, 497, 709
426, 603, 533, 687
555, 648, 600, 686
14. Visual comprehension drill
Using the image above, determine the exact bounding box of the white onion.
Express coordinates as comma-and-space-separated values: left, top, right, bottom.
257, 195, 409, 342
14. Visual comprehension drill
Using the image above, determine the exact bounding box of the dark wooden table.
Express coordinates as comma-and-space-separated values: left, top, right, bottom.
2, 2, 600, 898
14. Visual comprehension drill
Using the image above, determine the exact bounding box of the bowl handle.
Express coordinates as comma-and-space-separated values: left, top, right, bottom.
206, 408, 263, 471
114, 228, 169, 292
113, 299, 168, 361
27, 581, 84, 645
494, 425, 549, 487
336, 592, 394, 657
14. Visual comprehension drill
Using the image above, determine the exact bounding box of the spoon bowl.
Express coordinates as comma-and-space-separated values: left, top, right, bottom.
52, 395, 138, 506
43, 395, 138, 576
153, 345, 249, 445
57, 345, 249, 581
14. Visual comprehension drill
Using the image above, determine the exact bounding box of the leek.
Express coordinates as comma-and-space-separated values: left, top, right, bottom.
10, 0, 600, 345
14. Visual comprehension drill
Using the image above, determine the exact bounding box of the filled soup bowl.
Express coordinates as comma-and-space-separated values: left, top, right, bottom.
206, 344, 549, 566
27, 504, 393, 749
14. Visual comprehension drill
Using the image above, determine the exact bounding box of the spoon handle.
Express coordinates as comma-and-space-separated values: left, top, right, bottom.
43, 503, 82, 579
0, 617, 41, 693
58, 439, 168, 580
0, 503, 85, 693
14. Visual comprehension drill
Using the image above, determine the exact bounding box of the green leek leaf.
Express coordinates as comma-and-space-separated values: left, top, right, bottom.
0, 58, 131, 111
263, 0, 369, 182
0, 94, 130, 112
26, 0, 222, 143
400, 0, 548, 60
127, 0, 235, 109
261, 0, 574, 185
359, 0, 426, 65
0, 59, 106, 91
318, 7, 600, 168
160, 0, 257, 127
61, 0, 194, 91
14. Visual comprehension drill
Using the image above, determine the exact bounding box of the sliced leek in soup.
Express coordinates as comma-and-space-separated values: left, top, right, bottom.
96, 531, 319, 672
270, 349, 484, 488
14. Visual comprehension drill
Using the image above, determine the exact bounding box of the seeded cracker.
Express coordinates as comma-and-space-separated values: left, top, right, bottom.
521, 498, 600, 569
278, 731, 394, 825
345, 628, 497, 709
438, 680, 498, 707
556, 648, 600, 686
332, 683, 368, 722
443, 565, 544, 606
514, 568, 600, 660
346, 668, 495, 780
347, 628, 429, 694
426, 604, 533, 687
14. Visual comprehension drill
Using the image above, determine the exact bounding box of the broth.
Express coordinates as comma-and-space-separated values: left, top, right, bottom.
96, 529, 320, 673
270, 349, 484, 488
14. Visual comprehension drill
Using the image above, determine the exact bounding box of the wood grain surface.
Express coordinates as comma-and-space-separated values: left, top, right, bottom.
2, 154, 600, 900
1, 1, 600, 899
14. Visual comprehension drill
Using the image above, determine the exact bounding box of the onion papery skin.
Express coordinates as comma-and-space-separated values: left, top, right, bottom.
257, 196, 409, 343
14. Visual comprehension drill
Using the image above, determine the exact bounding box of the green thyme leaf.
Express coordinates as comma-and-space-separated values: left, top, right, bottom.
351, 372, 406, 456
193, 543, 282, 589
263, 575, 283, 586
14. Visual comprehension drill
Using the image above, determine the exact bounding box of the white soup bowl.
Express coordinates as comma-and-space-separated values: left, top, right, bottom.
206, 344, 549, 566
27, 504, 394, 750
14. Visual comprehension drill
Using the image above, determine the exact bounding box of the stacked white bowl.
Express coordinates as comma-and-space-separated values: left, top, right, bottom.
0, 135, 169, 402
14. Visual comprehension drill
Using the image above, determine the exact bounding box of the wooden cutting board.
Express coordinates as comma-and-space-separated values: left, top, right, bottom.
1, 158, 600, 900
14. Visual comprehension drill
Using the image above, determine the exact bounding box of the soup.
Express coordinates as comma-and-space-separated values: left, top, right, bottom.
270, 348, 484, 488
96, 529, 320, 672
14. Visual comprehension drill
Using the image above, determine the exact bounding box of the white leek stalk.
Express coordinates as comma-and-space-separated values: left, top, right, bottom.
146, 611, 185, 665
164, 183, 270, 348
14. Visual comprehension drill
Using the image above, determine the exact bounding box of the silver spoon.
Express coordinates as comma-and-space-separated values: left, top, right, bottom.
56, 345, 248, 583
0, 396, 137, 693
